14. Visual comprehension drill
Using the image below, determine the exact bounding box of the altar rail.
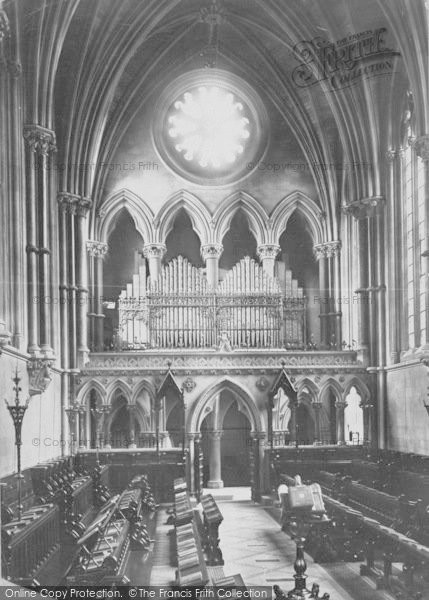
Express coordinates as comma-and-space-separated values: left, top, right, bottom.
118, 256, 306, 350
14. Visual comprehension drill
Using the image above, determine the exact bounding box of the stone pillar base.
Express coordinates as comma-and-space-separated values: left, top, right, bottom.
207, 480, 224, 489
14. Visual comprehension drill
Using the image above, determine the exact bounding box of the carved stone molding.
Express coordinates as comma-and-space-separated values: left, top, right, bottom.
87, 240, 108, 258
27, 357, 54, 396
257, 244, 281, 261
76, 197, 92, 217
335, 400, 347, 410
313, 241, 341, 260
413, 135, 429, 161
23, 124, 57, 155
342, 196, 385, 219
58, 192, 79, 214
0, 9, 10, 44
385, 149, 396, 162
201, 244, 223, 261
143, 244, 167, 260
0, 320, 11, 350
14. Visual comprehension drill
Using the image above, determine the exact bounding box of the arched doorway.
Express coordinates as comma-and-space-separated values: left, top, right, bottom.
221, 400, 251, 486
296, 403, 315, 445
200, 392, 252, 487
190, 379, 264, 495
344, 386, 364, 444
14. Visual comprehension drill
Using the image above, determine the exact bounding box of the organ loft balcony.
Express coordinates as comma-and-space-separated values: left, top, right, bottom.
93, 253, 356, 362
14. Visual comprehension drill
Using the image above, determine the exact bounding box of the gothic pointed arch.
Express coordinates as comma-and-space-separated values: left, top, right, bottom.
319, 378, 344, 403
188, 378, 264, 434
105, 379, 132, 405
343, 377, 370, 405
155, 191, 212, 246
75, 379, 107, 406
131, 379, 156, 405
296, 377, 320, 402
214, 191, 269, 247
96, 189, 154, 244
270, 191, 325, 246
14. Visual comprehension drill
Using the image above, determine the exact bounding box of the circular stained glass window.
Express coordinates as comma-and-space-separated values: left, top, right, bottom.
153, 70, 269, 186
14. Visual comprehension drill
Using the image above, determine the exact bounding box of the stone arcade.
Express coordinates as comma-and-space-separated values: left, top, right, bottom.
0, 0, 428, 597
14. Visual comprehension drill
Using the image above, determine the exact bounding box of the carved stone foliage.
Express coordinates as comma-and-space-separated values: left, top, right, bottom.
23, 125, 57, 155
201, 244, 223, 260
87, 241, 108, 257
84, 351, 360, 374
313, 241, 341, 260
342, 196, 385, 219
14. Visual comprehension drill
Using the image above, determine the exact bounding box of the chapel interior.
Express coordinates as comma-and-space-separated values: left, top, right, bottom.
0, 0, 428, 598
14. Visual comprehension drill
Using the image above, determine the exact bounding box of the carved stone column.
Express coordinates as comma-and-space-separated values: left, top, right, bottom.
87, 241, 108, 351
414, 135, 429, 351
343, 197, 384, 363
23, 125, 57, 356
78, 406, 86, 448
386, 150, 400, 362
207, 429, 223, 488
76, 197, 92, 362
326, 241, 342, 348
143, 244, 166, 283
312, 400, 322, 445
4, 9, 24, 350
257, 244, 280, 279
23, 129, 40, 354
201, 244, 223, 289
361, 399, 375, 450
313, 242, 342, 347
335, 400, 347, 445
128, 404, 137, 448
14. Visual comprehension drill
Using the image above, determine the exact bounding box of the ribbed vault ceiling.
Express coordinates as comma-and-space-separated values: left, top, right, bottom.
20, 0, 428, 235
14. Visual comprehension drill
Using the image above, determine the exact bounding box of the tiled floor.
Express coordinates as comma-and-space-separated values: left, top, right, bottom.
203, 487, 394, 600
148, 487, 394, 600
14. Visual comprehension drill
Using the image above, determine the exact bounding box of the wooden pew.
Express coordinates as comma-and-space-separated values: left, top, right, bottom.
200, 494, 224, 566
172, 478, 209, 586
1, 503, 60, 585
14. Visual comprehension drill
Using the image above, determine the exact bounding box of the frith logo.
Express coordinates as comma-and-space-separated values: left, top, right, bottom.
292, 28, 400, 91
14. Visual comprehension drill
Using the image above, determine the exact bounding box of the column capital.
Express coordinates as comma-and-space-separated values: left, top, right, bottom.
385, 149, 397, 162
143, 243, 166, 259
342, 196, 385, 219
76, 197, 92, 217
58, 192, 79, 214
413, 135, 429, 161
0, 9, 10, 44
201, 243, 223, 261
23, 124, 57, 154
208, 429, 223, 440
335, 399, 347, 410
87, 240, 108, 258
313, 241, 341, 260
257, 244, 280, 261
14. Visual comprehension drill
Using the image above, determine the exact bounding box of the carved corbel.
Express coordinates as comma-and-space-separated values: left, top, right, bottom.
27, 357, 54, 396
